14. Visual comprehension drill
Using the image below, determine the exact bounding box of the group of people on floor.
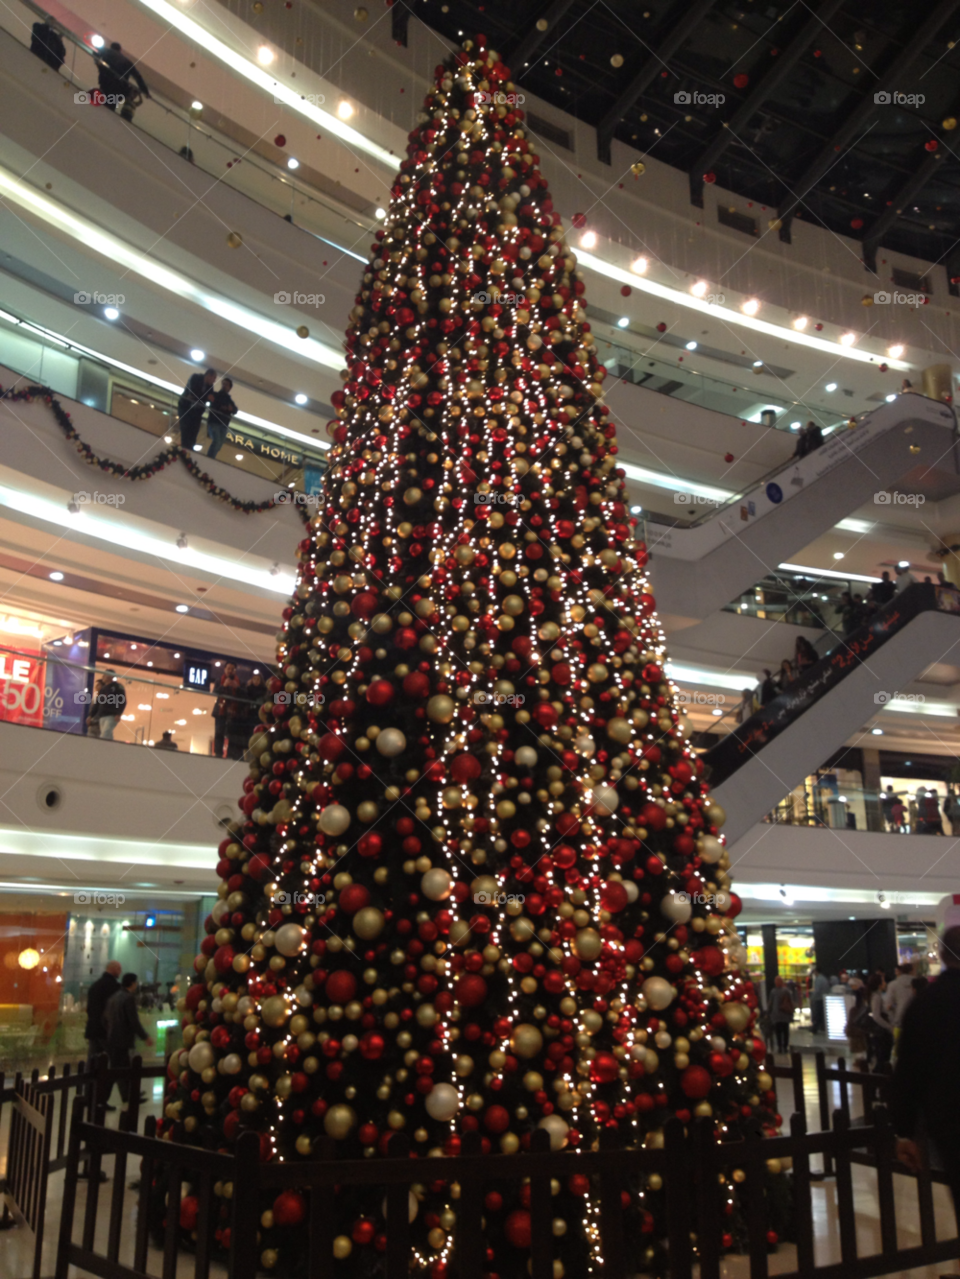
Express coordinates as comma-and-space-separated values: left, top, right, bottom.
881, 783, 960, 835
212, 664, 268, 759
176, 368, 238, 458
738, 636, 821, 721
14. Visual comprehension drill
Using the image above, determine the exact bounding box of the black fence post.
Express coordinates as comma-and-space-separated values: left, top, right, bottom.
664, 1119, 693, 1279
456, 1129, 484, 1279
694, 1118, 721, 1279
528, 1126, 553, 1279
832, 1109, 858, 1270
873, 1107, 898, 1257
789, 1051, 804, 1122
790, 1110, 815, 1273
597, 1128, 626, 1278
384, 1132, 411, 1279
306, 1135, 335, 1279
814, 1051, 832, 1178
53, 1097, 85, 1279
229, 1131, 261, 1279
742, 1127, 769, 1279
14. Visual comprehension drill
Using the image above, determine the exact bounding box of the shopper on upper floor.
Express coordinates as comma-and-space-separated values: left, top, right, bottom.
95, 42, 150, 121
894, 563, 916, 594
794, 636, 818, 675
892, 927, 960, 1220
900, 378, 917, 394
205, 377, 238, 460
93, 671, 126, 740
153, 730, 179, 751
870, 570, 896, 608
918, 788, 943, 834
243, 671, 268, 735
736, 687, 755, 725
177, 368, 217, 453
212, 663, 240, 759
30, 20, 66, 71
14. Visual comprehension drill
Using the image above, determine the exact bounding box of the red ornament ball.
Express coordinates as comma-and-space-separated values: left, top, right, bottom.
600, 881, 628, 913
505, 1209, 532, 1248
696, 945, 725, 977
325, 970, 358, 1004
724, 452, 734, 463
274, 134, 286, 148
656, 321, 667, 333
484, 1104, 510, 1133
620, 284, 632, 296
366, 678, 394, 706
450, 753, 482, 784
850, 218, 864, 230
725, 891, 743, 919
455, 973, 488, 1007
680, 1065, 712, 1099
180, 1196, 199, 1230
590, 1052, 620, 1084
273, 1190, 306, 1226
703, 172, 716, 184
925, 139, 938, 152
338, 883, 371, 914
733, 73, 749, 88
571, 212, 587, 228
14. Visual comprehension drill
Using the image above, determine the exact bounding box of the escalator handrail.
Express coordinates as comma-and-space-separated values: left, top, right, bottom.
701, 582, 957, 784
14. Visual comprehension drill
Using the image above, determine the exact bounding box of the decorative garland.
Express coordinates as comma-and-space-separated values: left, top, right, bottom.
1, 383, 311, 522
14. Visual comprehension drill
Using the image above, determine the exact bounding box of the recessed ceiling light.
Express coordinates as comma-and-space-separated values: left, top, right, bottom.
872, 727, 883, 735
888, 344, 904, 359
257, 45, 275, 65
175, 605, 190, 613
630, 505, 642, 514
752, 360, 763, 367
741, 298, 760, 316
235, 453, 244, 460
375, 207, 386, 220
833, 552, 845, 560
690, 280, 709, 298
617, 316, 630, 328
191, 101, 203, 111
295, 393, 308, 405
49, 571, 64, 581
885, 393, 897, 402
580, 231, 598, 250
337, 99, 354, 120
104, 307, 119, 321
90, 34, 104, 49
790, 421, 802, 430
685, 340, 698, 350
190, 349, 205, 362
793, 316, 808, 330
174, 652, 181, 658
287, 157, 299, 170
631, 257, 648, 274
839, 332, 857, 347
825, 382, 837, 392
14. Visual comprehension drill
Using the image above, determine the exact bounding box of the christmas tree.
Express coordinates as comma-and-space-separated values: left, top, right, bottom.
167, 35, 781, 1277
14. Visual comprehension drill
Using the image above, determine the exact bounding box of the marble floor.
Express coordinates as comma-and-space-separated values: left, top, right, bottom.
1, 1055, 957, 1278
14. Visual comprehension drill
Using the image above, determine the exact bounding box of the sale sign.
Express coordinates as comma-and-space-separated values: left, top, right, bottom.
0, 651, 45, 727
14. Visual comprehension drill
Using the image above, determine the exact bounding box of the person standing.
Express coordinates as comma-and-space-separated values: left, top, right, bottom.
870, 570, 896, 608
894, 563, 916, 594
212, 663, 239, 758
865, 972, 894, 1069
84, 960, 121, 1063
153, 730, 179, 750
105, 973, 154, 1104
95, 42, 150, 120
769, 975, 794, 1053
885, 962, 916, 1039
794, 636, 818, 675
95, 671, 126, 740
736, 687, 755, 724
892, 927, 960, 1224
30, 20, 66, 70
810, 967, 831, 1035
776, 658, 796, 692
176, 368, 216, 452
205, 377, 237, 460
756, 668, 778, 707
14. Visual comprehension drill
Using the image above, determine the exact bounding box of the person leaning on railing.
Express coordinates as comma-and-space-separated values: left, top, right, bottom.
891, 926, 960, 1224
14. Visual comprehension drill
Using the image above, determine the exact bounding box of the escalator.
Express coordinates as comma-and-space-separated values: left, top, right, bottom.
647, 395, 959, 622
701, 583, 960, 843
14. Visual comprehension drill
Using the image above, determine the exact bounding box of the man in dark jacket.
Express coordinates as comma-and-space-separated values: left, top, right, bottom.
870, 570, 896, 608
93, 671, 126, 740
96, 42, 150, 121
891, 925, 960, 1221
205, 377, 237, 459
30, 21, 66, 71
177, 368, 216, 452
105, 973, 154, 1103
84, 961, 122, 1061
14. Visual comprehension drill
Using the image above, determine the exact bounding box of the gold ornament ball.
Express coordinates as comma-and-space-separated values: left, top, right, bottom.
333, 1236, 353, 1259
574, 928, 603, 961
631, 161, 645, 178
261, 995, 288, 1028
353, 907, 385, 940
607, 716, 632, 743
227, 232, 242, 248
611, 53, 625, 67
766, 1158, 782, 1175
324, 1104, 357, 1140
261, 1249, 277, 1269
357, 800, 379, 823
703, 801, 726, 829
296, 1134, 313, 1155
354, 5, 368, 19
296, 325, 309, 339
319, 804, 351, 836
944, 116, 957, 130
511, 1023, 544, 1059
722, 1001, 751, 1032
732, 1168, 746, 1184
647, 1173, 663, 1191
427, 1228, 446, 1249
427, 694, 455, 723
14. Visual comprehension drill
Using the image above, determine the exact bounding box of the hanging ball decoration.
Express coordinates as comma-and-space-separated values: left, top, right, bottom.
590, 785, 619, 815
273, 1190, 306, 1226
425, 1083, 460, 1121
724, 452, 735, 463
733, 73, 749, 88
536, 17, 549, 30
850, 217, 864, 230
722, 1002, 752, 1032
515, 746, 538, 768
703, 172, 716, 184
455, 973, 488, 1007
221, 1053, 243, 1075
296, 325, 309, 339
505, 1209, 532, 1248
680, 1065, 713, 1099
702, 800, 727, 829
574, 928, 603, 961
572, 212, 587, 228
925, 139, 939, 152
324, 1104, 357, 1140
319, 804, 351, 835
188, 1041, 215, 1073
607, 716, 632, 743
274, 134, 286, 148
661, 892, 692, 924
450, 752, 482, 783
611, 53, 624, 67
861, 294, 874, 305
426, 694, 455, 723
262, 995, 289, 1028
631, 161, 645, 178
768, 217, 782, 231
274, 923, 305, 957
421, 868, 453, 901
227, 232, 243, 248
353, 907, 385, 940
656, 322, 667, 332
620, 285, 632, 297
375, 728, 406, 757
642, 976, 676, 1010
726, 891, 743, 918
943, 116, 957, 130
511, 1023, 544, 1058
354, 6, 368, 20
538, 1114, 570, 1150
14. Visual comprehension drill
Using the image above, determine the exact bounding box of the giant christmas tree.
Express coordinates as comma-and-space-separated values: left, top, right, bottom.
167, 35, 781, 1277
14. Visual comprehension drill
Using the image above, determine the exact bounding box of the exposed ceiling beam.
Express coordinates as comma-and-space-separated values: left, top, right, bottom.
595, 0, 718, 165
689, 0, 847, 208
862, 153, 945, 273
776, 0, 960, 242
510, 0, 579, 72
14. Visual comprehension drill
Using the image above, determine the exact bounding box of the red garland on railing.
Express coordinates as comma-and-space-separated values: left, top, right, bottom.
1, 383, 310, 521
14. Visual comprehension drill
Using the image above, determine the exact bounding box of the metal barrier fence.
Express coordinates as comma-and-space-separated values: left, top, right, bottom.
54, 1099, 960, 1279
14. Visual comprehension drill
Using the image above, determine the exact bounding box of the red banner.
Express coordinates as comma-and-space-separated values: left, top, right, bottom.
0, 652, 45, 727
